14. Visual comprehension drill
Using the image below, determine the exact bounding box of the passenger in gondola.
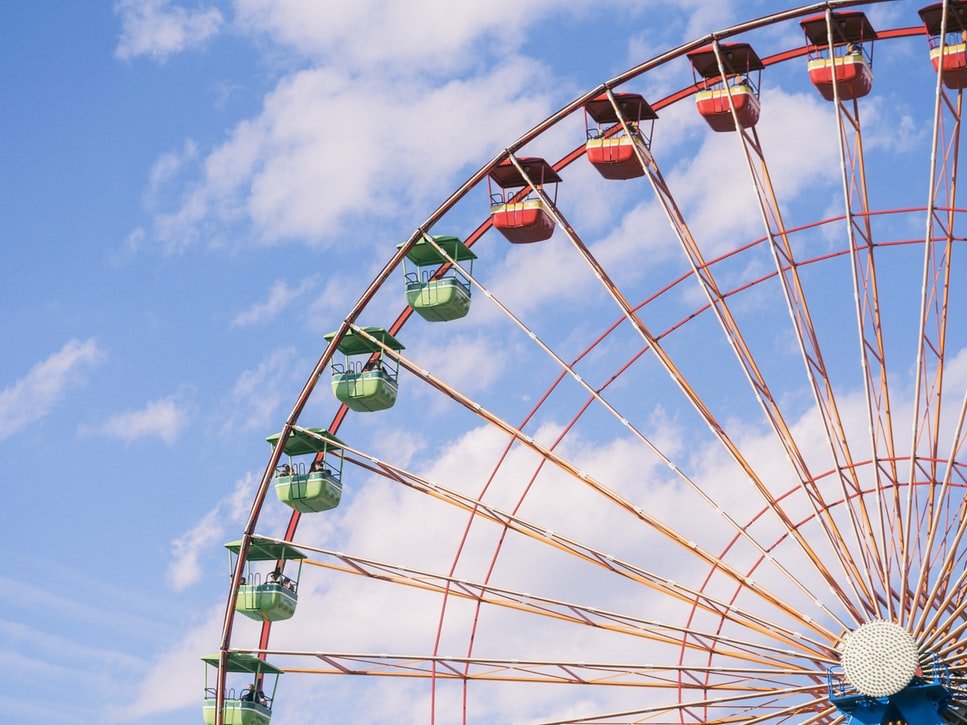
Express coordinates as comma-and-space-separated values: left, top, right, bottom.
848, 43, 862, 56
279, 463, 292, 476
241, 685, 267, 705
310, 459, 325, 473
267, 570, 281, 585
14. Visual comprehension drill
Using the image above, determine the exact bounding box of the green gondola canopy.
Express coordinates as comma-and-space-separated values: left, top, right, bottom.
324, 326, 405, 355
266, 427, 344, 455
224, 536, 307, 562
201, 652, 285, 675
397, 235, 477, 266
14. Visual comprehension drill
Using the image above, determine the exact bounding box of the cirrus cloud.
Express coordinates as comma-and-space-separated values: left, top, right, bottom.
0, 338, 104, 441
114, 0, 223, 62
78, 393, 190, 444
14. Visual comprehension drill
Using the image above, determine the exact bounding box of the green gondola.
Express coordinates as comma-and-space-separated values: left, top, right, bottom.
397, 235, 476, 322
267, 428, 344, 513
323, 327, 405, 412
226, 537, 306, 622
202, 652, 283, 725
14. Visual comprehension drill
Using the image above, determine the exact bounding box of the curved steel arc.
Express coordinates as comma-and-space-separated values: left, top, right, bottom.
214, 93, 534, 713
213, 238, 421, 724
504, 151, 858, 628
696, 460, 967, 665
425, 223, 951, 719
343, 324, 842, 642
250, 23, 931, 689
424, 221, 940, 719
221, 3, 955, 722
419, 234, 855, 631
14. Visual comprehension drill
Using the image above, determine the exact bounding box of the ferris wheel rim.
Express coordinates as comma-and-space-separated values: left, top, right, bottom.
214, 2, 967, 723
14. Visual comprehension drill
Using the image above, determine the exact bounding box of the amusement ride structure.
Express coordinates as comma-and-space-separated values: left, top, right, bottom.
205, 1, 967, 722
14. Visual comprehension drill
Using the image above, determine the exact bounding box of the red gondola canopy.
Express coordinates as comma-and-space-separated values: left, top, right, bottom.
687, 43, 764, 78
489, 157, 562, 188
919, 1, 967, 34
584, 92, 658, 124
800, 11, 877, 45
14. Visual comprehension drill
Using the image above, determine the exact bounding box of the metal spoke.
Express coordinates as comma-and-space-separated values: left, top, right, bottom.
260, 651, 822, 686
711, 39, 886, 618
820, 9, 901, 619
902, 0, 963, 623
912, 388, 967, 635
212, 6, 965, 724
270, 541, 835, 668
291, 423, 837, 653
419, 232, 855, 634
503, 152, 859, 627
531, 682, 825, 724
600, 87, 874, 626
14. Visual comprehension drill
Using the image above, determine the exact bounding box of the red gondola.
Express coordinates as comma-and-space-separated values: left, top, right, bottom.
687, 43, 764, 133
919, 2, 967, 89
488, 157, 562, 244
801, 11, 876, 101
583, 92, 658, 180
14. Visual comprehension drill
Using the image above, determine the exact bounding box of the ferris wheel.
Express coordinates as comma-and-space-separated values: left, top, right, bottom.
205, 0, 967, 723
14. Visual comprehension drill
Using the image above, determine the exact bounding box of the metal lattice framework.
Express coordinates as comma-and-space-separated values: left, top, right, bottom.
213, 1, 967, 722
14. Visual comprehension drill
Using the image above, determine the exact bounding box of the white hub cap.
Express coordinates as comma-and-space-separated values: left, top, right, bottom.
840, 620, 919, 698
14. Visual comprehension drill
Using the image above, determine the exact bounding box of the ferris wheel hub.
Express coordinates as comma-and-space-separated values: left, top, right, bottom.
840, 620, 919, 698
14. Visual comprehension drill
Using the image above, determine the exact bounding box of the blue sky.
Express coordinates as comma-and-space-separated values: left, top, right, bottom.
2, 1, 965, 723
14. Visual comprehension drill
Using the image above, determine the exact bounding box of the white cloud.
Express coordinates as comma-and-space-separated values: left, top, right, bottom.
861, 95, 927, 154
148, 139, 198, 196
167, 472, 257, 590
107, 226, 147, 267
0, 619, 143, 674
304, 274, 368, 333
122, 348, 967, 721
114, 605, 224, 720
115, 0, 223, 62
251, 412, 828, 721
466, 88, 840, 323
408, 332, 508, 397
231, 275, 318, 327
666, 88, 837, 257
219, 347, 304, 434
1, 621, 147, 723
150, 58, 553, 251
0, 338, 104, 441
79, 394, 189, 444
233, 0, 561, 75
124, 470, 286, 719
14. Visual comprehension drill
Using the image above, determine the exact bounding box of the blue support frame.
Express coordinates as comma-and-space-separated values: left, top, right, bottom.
828, 657, 953, 724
